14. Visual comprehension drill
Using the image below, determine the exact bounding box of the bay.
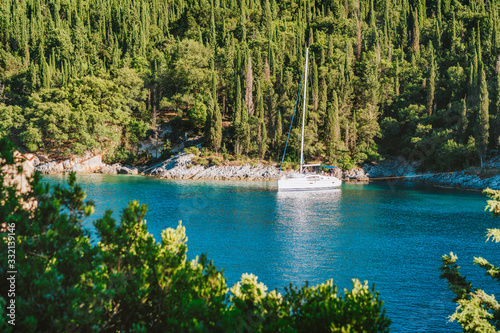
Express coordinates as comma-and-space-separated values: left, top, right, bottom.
43, 174, 499, 332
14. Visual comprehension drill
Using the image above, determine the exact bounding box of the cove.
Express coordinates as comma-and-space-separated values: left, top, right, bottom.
43, 174, 499, 332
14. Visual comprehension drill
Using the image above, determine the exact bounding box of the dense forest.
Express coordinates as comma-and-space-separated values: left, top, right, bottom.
0, 0, 499, 170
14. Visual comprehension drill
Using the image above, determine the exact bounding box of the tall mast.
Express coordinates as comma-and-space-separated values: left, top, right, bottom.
300, 47, 309, 174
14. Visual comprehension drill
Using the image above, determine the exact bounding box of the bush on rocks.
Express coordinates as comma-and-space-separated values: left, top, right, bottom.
184, 146, 200, 156
192, 157, 209, 166
209, 156, 222, 165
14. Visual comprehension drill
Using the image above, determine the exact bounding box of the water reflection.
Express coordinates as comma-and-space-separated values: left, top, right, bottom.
274, 190, 342, 285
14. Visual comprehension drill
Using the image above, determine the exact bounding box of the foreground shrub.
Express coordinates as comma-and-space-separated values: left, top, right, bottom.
440, 188, 500, 332
0, 139, 390, 332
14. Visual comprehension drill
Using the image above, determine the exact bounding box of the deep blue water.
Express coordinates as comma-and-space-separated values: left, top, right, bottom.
44, 174, 500, 332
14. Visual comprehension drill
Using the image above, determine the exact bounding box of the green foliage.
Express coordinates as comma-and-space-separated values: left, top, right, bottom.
440, 189, 500, 332
209, 156, 222, 165
159, 139, 173, 160
0, 142, 390, 331
2, 0, 500, 168
338, 153, 355, 171
0, 104, 24, 138
434, 138, 476, 171
188, 101, 208, 129
183, 146, 200, 156
284, 279, 390, 332
191, 156, 209, 166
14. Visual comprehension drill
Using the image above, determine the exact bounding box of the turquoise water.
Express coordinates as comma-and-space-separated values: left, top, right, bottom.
44, 174, 499, 332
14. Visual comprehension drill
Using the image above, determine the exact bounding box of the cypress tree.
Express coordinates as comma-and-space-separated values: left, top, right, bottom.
395, 58, 400, 96
234, 75, 242, 123
262, 0, 272, 38
245, 55, 254, 116
211, 100, 223, 152
210, 0, 216, 46
437, 0, 442, 28
205, 59, 215, 145
356, 14, 362, 60
274, 110, 282, 151
255, 79, 264, 120
318, 78, 327, 120
412, 8, 420, 54
475, 67, 489, 168
264, 57, 271, 83
40, 49, 51, 90
418, 0, 426, 27
427, 43, 436, 116
451, 12, 457, 53
460, 98, 468, 144
496, 57, 500, 148
260, 121, 268, 158
369, 0, 376, 28
328, 35, 334, 60
325, 91, 340, 160
312, 55, 319, 112
210, 69, 222, 152
240, 5, 247, 41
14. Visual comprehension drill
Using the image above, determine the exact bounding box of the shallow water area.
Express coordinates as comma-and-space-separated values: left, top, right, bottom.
43, 174, 500, 332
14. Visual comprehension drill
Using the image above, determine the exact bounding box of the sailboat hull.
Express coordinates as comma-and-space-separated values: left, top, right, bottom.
278, 175, 342, 191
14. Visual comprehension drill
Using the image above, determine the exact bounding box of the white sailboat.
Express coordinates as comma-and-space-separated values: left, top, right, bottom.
278, 48, 342, 192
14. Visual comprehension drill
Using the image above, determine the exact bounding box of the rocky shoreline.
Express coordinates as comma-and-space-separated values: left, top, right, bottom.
33, 152, 140, 175
142, 154, 282, 180
363, 156, 500, 190
32, 152, 500, 190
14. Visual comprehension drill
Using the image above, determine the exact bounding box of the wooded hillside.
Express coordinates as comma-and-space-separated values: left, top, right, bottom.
0, 0, 499, 170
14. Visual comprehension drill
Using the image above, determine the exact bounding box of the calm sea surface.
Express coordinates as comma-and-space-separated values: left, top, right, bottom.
43, 174, 500, 332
